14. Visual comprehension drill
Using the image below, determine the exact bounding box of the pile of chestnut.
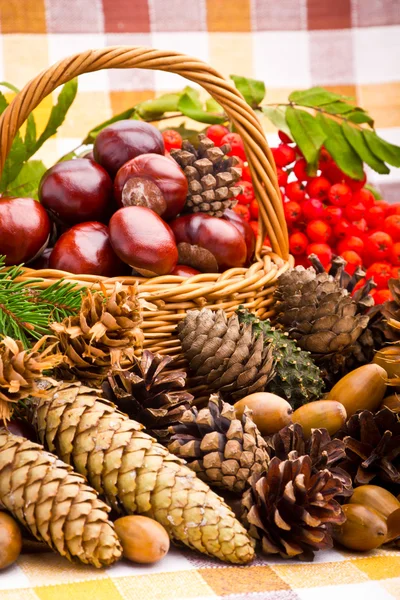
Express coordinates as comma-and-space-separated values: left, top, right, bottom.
0, 121, 255, 278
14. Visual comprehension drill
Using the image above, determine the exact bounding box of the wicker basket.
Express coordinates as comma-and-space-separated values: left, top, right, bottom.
0, 46, 292, 358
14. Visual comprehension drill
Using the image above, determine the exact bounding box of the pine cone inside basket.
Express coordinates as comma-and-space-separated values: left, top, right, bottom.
336, 407, 400, 488
102, 350, 193, 440
242, 455, 345, 560
170, 134, 242, 217
32, 381, 255, 564
51, 283, 143, 384
177, 308, 275, 402
267, 423, 353, 496
0, 430, 122, 567
168, 393, 270, 493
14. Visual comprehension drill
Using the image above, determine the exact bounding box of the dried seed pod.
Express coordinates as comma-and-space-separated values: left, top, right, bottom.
234, 392, 293, 436
333, 504, 387, 551
292, 400, 347, 438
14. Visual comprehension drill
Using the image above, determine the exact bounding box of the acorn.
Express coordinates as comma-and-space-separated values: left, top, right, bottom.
292, 400, 347, 439
386, 508, 400, 543
114, 515, 170, 564
333, 504, 387, 551
373, 346, 400, 380
233, 392, 293, 436
327, 364, 387, 417
380, 394, 400, 413
349, 485, 400, 519
0, 512, 22, 570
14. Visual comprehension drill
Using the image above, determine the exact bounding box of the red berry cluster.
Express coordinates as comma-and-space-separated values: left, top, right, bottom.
205, 125, 398, 305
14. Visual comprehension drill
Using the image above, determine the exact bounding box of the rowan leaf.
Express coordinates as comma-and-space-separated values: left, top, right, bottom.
33, 78, 77, 151
289, 87, 353, 107
230, 75, 266, 108
286, 107, 326, 166
363, 130, 400, 168
342, 122, 390, 174
4, 160, 47, 199
262, 106, 291, 138
178, 93, 226, 124
316, 113, 364, 179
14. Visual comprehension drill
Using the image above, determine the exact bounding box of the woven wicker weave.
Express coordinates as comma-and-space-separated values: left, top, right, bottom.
0, 46, 291, 357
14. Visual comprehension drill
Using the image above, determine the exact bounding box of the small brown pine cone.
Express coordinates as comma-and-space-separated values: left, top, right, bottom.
51, 283, 143, 384
168, 393, 270, 493
102, 349, 193, 440
336, 407, 400, 487
0, 430, 121, 567
242, 455, 345, 560
267, 423, 353, 496
177, 308, 275, 402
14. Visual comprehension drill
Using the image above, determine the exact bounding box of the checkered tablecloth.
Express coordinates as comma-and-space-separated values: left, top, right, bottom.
2, 545, 400, 600
0, 0, 399, 198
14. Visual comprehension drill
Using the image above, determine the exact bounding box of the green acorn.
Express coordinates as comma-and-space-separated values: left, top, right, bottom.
237, 308, 324, 409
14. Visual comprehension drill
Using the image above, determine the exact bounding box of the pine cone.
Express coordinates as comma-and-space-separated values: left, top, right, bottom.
170, 134, 242, 217
336, 407, 400, 488
274, 256, 372, 384
33, 382, 255, 564
168, 393, 269, 493
242, 455, 345, 560
267, 424, 353, 496
0, 336, 62, 421
177, 308, 275, 402
51, 283, 143, 384
370, 277, 400, 346
102, 350, 193, 440
0, 430, 121, 567
237, 308, 324, 409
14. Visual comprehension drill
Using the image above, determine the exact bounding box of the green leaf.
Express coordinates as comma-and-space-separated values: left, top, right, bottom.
346, 110, 374, 126
289, 86, 353, 107
83, 108, 137, 144
4, 160, 47, 199
342, 122, 390, 174
230, 75, 266, 108
182, 86, 202, 107
316, 113, 364, 179
206, 96, 223, 114
363, 130, 400, 168
0, 91, 8, 114
33, 78, 78, 151
364, 183, 382, 200
137, 93, 181, 119
177, 93, 226, 124
286, 107, 326, 167
0, 132, 27, 191
262, 106, 291, 138
318, 102, 354, 115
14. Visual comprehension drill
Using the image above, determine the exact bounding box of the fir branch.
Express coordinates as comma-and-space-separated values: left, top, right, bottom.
0, 256, 84, 347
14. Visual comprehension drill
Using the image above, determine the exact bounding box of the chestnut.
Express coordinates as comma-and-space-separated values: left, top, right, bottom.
0, 197, 50, 265
222, 208, 256, 264
170, 265, 201, 277
109, 206, 178, 276
49, 221, 124, 276
94, 120, 165, 177
169, 213, 247, 271
29, 247, 53, 270
114, 153, 188, 221
39, 158, 113, 226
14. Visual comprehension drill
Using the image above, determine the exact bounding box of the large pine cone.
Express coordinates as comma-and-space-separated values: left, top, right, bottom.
52, 283, 143, 384
242, 455, 345, 560
168, 393, 270, 493
274, 256, 371, 383
336, 407, 400, 488
102, 350, 193, 440
267, 424, 353, 496
177, 308, 275, 402
170, 134, 242, 217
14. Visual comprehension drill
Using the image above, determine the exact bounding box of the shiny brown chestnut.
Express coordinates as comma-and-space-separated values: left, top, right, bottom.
39, 158, 113, 226
222, 208, 256, 265
114, 153, 188, 220
0, 197, 51, 265
169, 213, 247, 271
49, 221, 124, 276
109, 206, 178, 276
94, 120, 165, 177
170, 265, 201, 277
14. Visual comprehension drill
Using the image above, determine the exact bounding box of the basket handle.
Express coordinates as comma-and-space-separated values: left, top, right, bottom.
0, 46, 288, 259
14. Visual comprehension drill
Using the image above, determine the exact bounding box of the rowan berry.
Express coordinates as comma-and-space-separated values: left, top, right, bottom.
206, 124, 229, 146
285, 181, 306, 203
162, 129, 183, 151
306, 176, 331, 200
289, 231, 309, 255
306, 219, 332, 243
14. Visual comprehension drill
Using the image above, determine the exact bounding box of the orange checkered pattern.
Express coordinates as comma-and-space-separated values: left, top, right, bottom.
0, 0, 399, 198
